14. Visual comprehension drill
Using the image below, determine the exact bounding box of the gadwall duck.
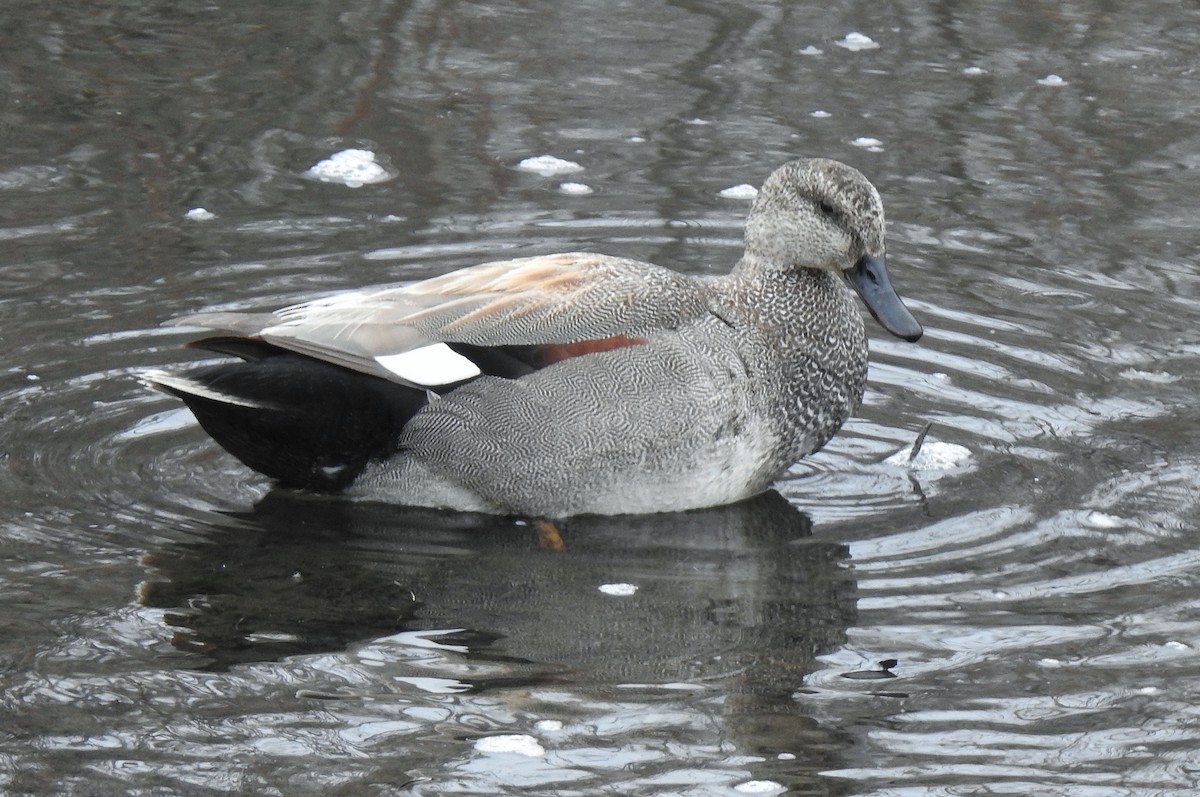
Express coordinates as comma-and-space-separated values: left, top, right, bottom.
144, 158, 922, 517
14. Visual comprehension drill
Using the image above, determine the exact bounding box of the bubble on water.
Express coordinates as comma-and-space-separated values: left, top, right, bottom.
184, 207, 216, 221
799, 45, 823, 56
811, 110, 832, 118
963, 66, 986, 76
851, 137, 884, 150
1037, 74, 1067, 86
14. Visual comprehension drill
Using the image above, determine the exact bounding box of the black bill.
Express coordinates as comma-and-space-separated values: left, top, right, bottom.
844, 254, 923, 342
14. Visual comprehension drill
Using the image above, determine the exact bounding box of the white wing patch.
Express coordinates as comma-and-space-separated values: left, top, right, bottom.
374, 343, 481, 386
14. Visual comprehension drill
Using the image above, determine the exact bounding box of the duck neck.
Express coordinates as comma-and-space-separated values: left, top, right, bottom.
722, 256, 857, 333
717, 256, 870, 456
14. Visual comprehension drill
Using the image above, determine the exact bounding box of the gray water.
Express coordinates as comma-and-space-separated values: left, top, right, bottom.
3, 1, 1200, 794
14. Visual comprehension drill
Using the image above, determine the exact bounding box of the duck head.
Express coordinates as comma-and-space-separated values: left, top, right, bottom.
744, 158, 923, 342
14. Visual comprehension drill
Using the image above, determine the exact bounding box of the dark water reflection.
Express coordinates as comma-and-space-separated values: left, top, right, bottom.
138, 492, 850, 686
5, 0, 1200, 794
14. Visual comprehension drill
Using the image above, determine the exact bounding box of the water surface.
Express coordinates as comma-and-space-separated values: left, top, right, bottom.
3, 1, 1200, 795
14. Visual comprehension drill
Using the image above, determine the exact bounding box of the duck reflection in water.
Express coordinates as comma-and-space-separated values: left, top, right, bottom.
138, 492, 857, 760
139, 491, 852, 677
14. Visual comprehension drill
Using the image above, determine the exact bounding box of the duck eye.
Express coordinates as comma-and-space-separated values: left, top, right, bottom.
818, 200, 836, 216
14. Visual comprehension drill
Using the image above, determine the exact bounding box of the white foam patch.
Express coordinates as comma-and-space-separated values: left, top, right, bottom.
851, 136, 884, 150
735, 781, 785, 794
1038, 74, 1067, 86
884, 441, 972, 470
559, 181, 594, 195
375, 344, 481, 386
718, 184, 758, 200
811, 110, 832, 118
474, 734, 545, 757
184, 207, 216, 221
306, 149, 392, 187
799, 45, 823, 56
963, 66, 986, 75
598, 582, 638, 596
516, 155, 583, 176
835, 32, 879, 51
1083, 511, 1123, 529
1120, 368, 1179, 383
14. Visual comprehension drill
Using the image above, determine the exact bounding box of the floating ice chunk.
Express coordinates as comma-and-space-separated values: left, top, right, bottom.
534, 719, 564, 733
474, 734, 545, 757
811, 110, 832, 118
1120, 368, 1179, 383
306, 149, 392, 187
598, 582, 638, 596
516, 155, 583, 176
1082, 511, 1122, 529
963, 66, 986, 76
799, 45, 823, 56
884, 440, 972, 470
184, 207, 216, 221
835, 32, 879, 51
718, 184, 758, 200
736, 781, 785, 794
1037, 74, 1067, 86
559, 182, 594, 195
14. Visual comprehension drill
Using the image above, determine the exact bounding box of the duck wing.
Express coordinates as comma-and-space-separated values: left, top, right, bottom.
169, 252, 713, 386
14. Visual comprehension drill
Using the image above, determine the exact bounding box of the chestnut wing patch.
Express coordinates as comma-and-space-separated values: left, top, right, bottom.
450, 335, 649, 379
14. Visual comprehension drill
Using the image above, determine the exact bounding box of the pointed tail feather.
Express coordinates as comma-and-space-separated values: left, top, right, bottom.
141, 354, 428, 491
